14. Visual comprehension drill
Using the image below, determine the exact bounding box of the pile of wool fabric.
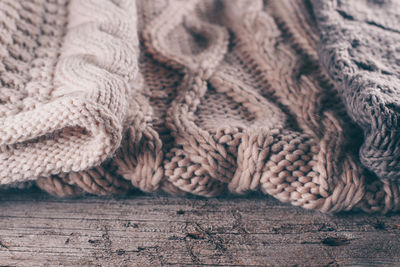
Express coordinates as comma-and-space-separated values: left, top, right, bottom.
1, 0, 399, 213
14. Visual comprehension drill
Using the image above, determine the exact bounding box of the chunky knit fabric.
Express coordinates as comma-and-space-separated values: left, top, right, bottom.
1, 0, 400, 213
0, 0, 139, 183
312, 0, 400, 182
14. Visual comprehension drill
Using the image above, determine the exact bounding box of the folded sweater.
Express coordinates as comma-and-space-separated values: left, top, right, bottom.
1, 0, 399, 213
312, 0, 400, 182
0, 0, 139, 183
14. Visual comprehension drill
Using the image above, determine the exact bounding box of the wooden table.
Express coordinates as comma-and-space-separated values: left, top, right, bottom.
0, 188, 399, 266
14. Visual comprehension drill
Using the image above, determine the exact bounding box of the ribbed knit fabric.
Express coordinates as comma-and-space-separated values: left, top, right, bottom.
2, 0, 399, 213
311, 0, 400, 182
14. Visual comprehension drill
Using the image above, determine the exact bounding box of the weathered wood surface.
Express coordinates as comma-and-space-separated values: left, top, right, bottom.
0, 188, 399, 266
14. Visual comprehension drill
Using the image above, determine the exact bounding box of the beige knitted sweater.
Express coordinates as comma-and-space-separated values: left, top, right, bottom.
1, 0, 399, 213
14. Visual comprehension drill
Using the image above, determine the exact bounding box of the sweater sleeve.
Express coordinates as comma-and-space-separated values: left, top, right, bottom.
0, 0, 139, 183
312, 0, 400, 181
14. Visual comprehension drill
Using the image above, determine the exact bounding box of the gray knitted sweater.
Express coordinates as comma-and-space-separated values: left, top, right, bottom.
312, 0, 400, 181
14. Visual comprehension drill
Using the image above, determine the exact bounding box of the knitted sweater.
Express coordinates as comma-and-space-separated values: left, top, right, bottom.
1, 0, 399, 213
312, 0, 400, 182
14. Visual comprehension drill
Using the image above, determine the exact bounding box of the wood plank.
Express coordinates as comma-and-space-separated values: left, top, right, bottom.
0, 188, 399, 266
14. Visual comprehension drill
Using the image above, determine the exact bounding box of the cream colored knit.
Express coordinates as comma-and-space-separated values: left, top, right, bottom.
2, 0, 399, 213
0, 0, 138, 183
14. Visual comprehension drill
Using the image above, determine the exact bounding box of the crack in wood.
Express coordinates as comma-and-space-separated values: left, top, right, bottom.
0, 189, 399, 265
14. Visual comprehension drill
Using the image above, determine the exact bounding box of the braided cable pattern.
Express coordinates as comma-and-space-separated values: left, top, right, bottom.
2, 0, 399, 213
35, 0, 400, 213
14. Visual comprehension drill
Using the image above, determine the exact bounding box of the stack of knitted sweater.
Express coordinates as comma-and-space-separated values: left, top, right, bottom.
1, 0, 399, 213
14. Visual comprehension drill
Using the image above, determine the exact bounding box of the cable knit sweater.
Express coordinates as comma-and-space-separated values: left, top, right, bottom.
1, 0, 399, 213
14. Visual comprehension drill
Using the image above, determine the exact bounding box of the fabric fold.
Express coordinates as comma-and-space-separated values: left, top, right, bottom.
2, 0, 400, 214
0, 0, 139, 183
311, 0, 400, 181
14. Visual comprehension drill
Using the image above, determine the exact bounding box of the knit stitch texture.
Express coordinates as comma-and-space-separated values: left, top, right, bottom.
1, 0, 399, 213
312, 0, 400, 182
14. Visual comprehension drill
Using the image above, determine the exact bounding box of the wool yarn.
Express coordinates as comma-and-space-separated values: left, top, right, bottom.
312, 0, 400, 182
0, 0, 139, 184
1, 0, 399, 213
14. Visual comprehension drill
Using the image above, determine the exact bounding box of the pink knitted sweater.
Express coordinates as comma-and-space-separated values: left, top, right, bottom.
1, 0, 399, 213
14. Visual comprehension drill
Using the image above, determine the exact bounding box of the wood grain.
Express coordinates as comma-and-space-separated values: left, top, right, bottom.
0, 188, 399, 266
